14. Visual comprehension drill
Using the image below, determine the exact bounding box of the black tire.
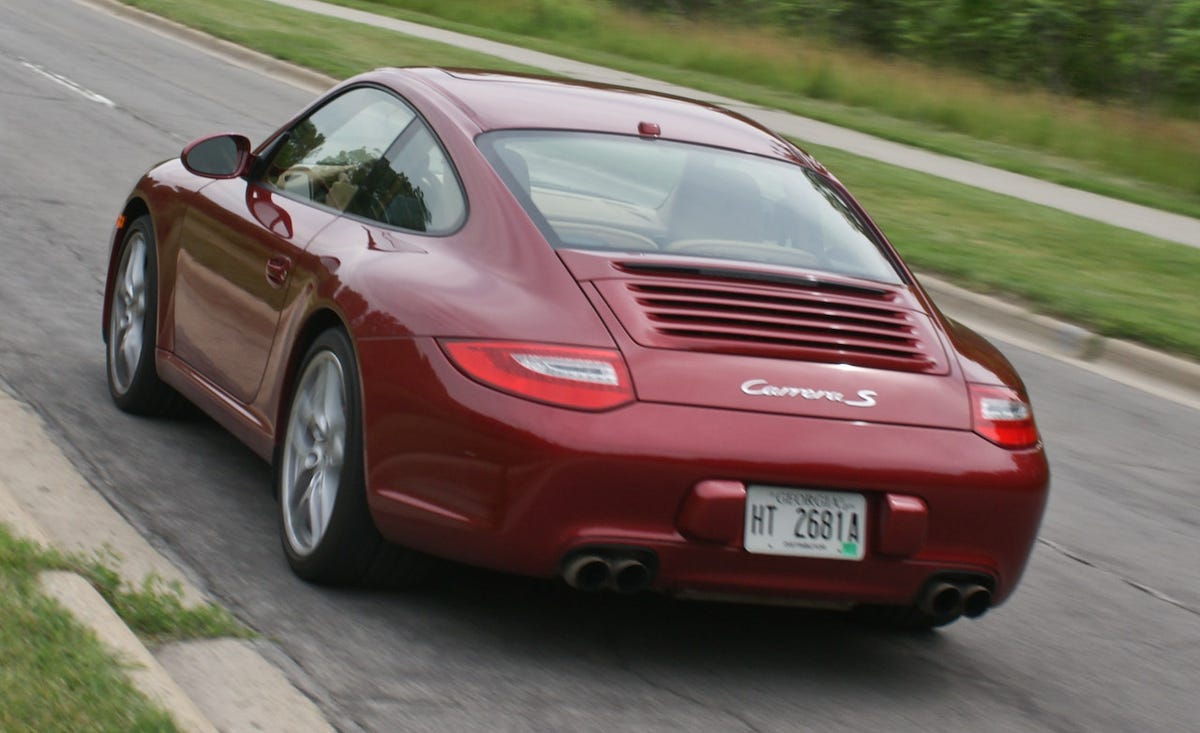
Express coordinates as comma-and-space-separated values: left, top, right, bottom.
276, 328, 428, 586
105, 216, 188, 416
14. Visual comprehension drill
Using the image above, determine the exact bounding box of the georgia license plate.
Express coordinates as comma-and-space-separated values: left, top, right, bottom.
743, 486, 866, 560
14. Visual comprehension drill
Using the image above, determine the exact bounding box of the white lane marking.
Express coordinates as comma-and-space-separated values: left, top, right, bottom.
18, 58, 115, 107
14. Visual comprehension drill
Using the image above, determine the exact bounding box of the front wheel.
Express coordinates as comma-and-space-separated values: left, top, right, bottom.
105, 216, 186, 415
276, 328, 427, 585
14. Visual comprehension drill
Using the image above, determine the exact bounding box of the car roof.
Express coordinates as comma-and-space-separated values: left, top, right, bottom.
372, 67, 818, 168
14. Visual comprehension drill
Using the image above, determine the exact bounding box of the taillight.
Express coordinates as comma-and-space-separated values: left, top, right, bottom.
442, 340, 635, 411
970, 384, 1039, 448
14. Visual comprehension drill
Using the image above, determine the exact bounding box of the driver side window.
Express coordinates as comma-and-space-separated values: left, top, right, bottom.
342, 123, 466, 234
264, 87, 416, 213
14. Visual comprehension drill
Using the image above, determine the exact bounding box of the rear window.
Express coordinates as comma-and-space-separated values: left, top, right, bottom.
478, 131, 902, 284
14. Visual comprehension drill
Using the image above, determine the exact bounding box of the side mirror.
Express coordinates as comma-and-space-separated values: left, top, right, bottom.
181, 133, 252, 179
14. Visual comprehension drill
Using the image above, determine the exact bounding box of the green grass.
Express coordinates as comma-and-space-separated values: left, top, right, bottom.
328, 0, 1200, 220
0, 524, 250, 732
814, 145, 1200, 357
78, 549, 253, 645
122, 0, 542, 78
116, 0, 1200, 360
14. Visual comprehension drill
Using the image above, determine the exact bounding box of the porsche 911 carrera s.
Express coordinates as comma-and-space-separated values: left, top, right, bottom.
103, 67, 1049, 628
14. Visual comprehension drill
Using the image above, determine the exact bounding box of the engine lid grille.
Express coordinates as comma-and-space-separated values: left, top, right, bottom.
595, 271, 948, 374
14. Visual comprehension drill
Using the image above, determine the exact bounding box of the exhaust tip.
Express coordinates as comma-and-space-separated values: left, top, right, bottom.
961, 584, 992, 619
563, 555, 611, 592
561, 546, 658, 593
612, 559, 651, 593
921, 582, 964, 622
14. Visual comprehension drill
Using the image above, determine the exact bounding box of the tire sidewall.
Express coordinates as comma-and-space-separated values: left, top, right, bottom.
106, 216, 159, 409
277, 328, 377, 580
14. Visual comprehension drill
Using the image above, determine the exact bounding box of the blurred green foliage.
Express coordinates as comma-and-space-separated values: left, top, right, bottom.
619, 0, 1200, 113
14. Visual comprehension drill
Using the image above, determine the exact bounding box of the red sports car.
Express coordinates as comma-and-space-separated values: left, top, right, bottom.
103, 67, 1048, 628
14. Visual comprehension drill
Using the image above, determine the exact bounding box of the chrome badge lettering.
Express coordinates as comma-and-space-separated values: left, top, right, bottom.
740, 379, 877, 408
843, 390, 878, 407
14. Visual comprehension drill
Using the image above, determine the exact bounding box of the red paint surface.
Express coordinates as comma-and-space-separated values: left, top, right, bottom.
102, 68, 1049, 609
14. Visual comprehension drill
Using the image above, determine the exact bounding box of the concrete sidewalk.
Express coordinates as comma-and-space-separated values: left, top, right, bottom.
258, 0, 1200, 250
0, 389, 333, 733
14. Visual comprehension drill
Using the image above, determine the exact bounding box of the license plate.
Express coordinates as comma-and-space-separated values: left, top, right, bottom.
743, 486, 866, 560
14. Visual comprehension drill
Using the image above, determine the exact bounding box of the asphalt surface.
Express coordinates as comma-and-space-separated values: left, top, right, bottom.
1, 1, 1197, 731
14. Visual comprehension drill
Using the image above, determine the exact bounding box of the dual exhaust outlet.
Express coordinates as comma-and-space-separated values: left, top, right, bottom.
919, 580, 992, 623
564, 552, 993, 620
562, 550, 655, 594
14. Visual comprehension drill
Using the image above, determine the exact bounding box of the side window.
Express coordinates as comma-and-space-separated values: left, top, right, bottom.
344, 123, 466, 234
264, 88, 416, 212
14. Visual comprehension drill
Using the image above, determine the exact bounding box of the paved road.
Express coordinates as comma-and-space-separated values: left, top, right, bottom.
1, 1, 1197, 731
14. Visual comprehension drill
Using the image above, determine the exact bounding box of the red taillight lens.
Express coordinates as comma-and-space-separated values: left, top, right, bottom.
442, 340, 635, 411
970, 384, 1039, 448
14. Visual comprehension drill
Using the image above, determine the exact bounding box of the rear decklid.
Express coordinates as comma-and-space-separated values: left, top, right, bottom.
559, 249, 971, 430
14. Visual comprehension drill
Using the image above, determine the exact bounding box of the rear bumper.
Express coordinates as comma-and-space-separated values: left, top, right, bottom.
358, 338, 1049, 607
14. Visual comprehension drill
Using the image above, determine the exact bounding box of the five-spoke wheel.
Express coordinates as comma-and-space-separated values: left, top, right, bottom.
105, 216, 184, 415
277, 329, 427, 585
281, 349, 349, 558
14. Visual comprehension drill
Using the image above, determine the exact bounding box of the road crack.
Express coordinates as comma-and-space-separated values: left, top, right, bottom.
1038, 538, 1200, 619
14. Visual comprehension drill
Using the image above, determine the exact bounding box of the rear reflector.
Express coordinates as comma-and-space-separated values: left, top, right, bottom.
969, 384, 1039, 448
442, 340, 634, 411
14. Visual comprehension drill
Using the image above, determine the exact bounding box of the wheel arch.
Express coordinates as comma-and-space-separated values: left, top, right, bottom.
102, 198, 153, 343
274, 307, 358, 454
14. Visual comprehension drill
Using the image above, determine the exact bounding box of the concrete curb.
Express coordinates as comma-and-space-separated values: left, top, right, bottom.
0, 495, 215, 732
920, 274, 1200, 409
38, 571, 220, 733
0, 390, 333, 733
79, 0, 334, 94
155, 639, 333, 733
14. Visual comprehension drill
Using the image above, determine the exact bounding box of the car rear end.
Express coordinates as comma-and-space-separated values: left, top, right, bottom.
363, 73, 1049, 623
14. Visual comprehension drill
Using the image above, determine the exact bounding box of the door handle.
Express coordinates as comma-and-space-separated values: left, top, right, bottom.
266, 256, 292, 287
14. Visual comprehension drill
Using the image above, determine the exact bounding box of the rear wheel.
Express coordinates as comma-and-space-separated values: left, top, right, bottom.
277, 328, 427, 585
105, 216, 187, 416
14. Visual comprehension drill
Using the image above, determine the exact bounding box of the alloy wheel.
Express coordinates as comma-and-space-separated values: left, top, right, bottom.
108, 230, 148, 394
281, 351, 348, 556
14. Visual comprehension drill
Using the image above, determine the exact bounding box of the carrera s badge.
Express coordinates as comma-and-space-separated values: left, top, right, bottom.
740, 379, 878, 408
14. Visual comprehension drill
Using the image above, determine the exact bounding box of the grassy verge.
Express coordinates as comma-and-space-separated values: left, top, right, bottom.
326, 0, 1200, 221
121, 0, 541, 78
0, 524, 249, 732
116, 0, 1200, 359
815, 144, 1200, 357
